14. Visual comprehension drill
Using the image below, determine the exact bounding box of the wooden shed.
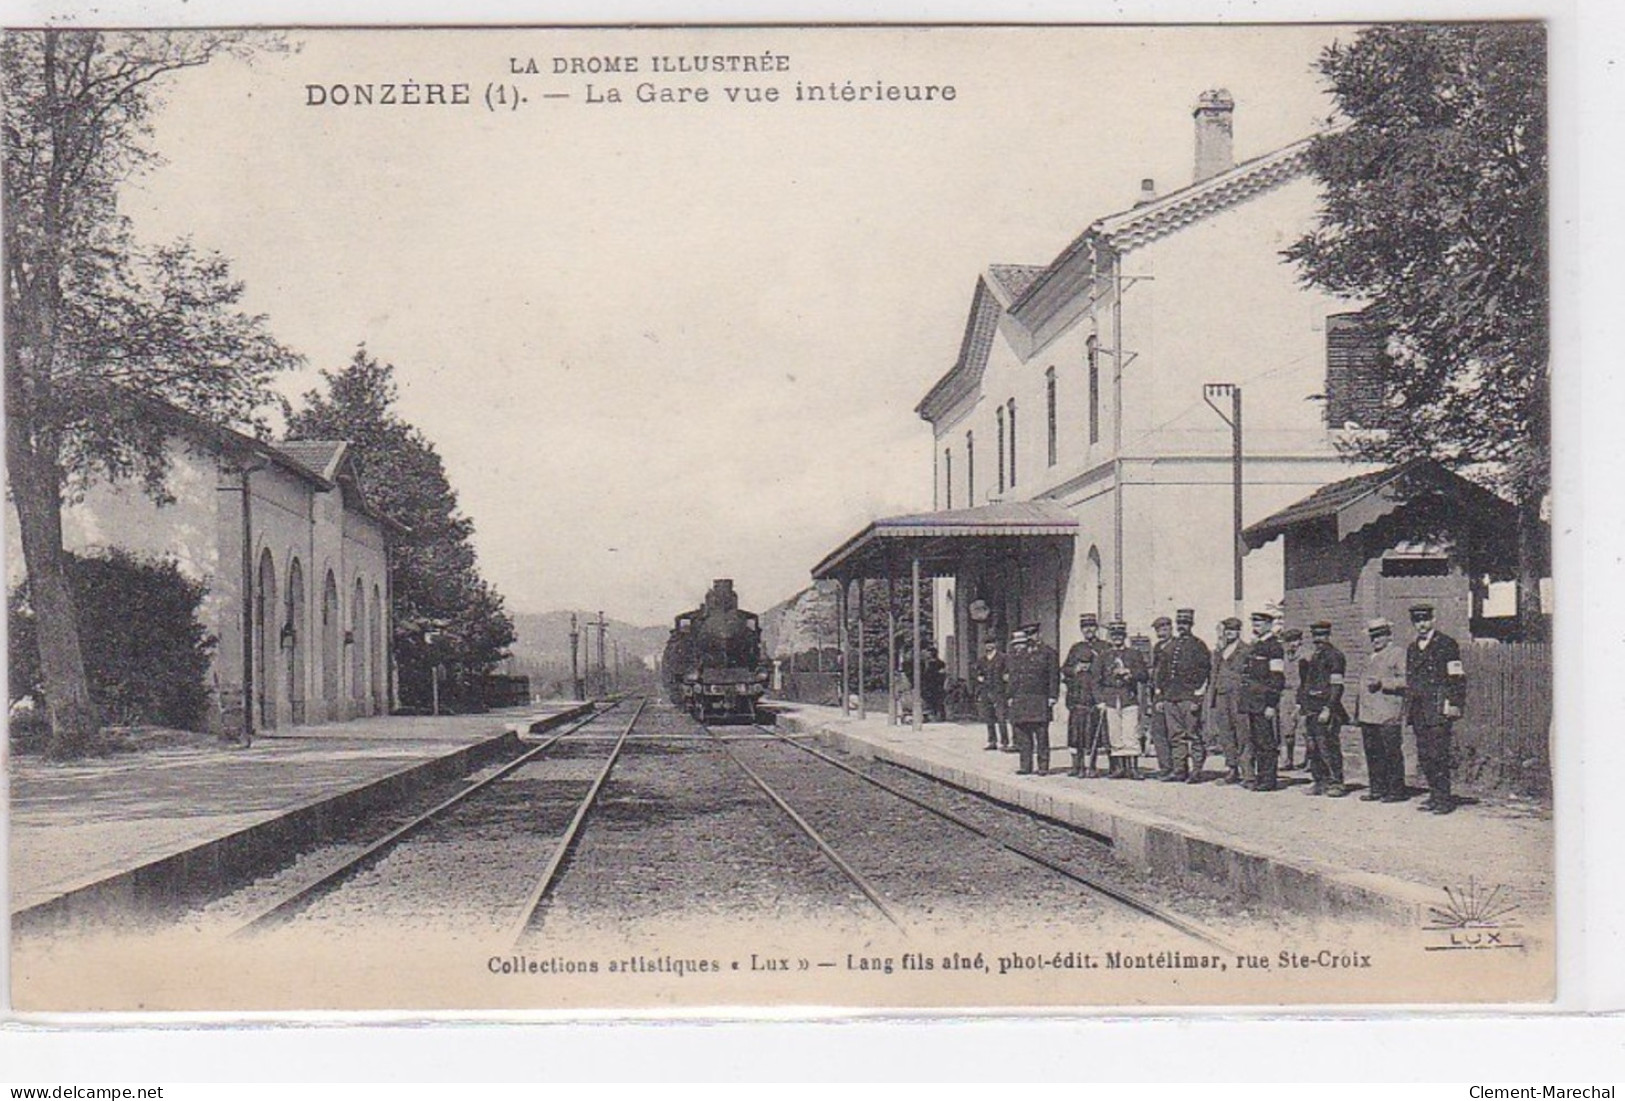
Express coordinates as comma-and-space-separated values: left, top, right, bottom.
1241, 459, 1529, 664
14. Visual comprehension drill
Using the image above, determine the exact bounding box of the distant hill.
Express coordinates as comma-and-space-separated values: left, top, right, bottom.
507, 611, 670, 672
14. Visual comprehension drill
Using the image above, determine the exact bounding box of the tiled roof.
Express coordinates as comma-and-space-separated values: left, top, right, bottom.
1009, 131, 1329, 323
985, 263, 1048, 303
1090, 136, 1317, 253
274, 440, 347, 480
914, 276, 1001, 422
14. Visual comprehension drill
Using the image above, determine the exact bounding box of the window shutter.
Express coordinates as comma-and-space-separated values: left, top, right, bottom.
1325, 312, 1389, 429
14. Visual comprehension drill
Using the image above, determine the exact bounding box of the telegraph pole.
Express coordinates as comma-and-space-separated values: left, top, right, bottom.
1202, 383, 1245, 617
596, 610, 608, 697
569, 613, 583, 700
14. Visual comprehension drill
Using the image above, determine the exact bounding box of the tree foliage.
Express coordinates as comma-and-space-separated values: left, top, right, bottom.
3, 29, 300, 755
285, 347, 517, 709
1286, 22, 1548, 631
1287, 23, 1547, 489
10, 549, 215, 735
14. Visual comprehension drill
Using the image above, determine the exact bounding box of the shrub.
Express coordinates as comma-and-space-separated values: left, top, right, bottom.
9, 549, 216, 732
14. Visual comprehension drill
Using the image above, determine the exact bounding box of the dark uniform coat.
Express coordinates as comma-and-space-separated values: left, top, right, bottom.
1092, 645, 1147, 709
971, 650, 1008, 703
1062, 638, 1107, 707
1298, 641, 1350, 726
1240, 634, 1286, 715
1006, 641, 1061, 724
1157, 634, 1212, 703
1405, 631, 1467, 725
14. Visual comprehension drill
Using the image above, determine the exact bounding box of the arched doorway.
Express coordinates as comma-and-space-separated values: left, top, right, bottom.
352, 576, 367, 713
287, 558, 306, 725
255, 549, 278, 729
321, 570, 340, 722
370, 584, 385, 713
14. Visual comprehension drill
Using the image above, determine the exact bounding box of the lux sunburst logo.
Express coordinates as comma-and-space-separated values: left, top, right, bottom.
1422, 878, 1524, 951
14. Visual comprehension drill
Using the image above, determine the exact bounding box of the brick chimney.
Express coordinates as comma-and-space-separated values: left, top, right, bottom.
1193, 89, 1235, 183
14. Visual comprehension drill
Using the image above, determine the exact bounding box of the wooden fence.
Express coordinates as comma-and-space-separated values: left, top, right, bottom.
1455, 641, 1552, 797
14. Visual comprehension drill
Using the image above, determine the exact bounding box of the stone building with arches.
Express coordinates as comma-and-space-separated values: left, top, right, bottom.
11, 399, 399, 738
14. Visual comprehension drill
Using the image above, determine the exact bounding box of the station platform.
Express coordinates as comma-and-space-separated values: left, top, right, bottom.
7, 701, 593, 927
773, 704, 1553, 926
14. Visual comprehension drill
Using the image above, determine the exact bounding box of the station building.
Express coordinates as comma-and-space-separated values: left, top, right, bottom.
7, 398, 398, 737
816, 91, 1387, 689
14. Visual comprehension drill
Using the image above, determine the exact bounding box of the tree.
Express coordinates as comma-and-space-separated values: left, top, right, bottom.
3, 30, 300, 756
1285, 23, 1548, 635
285, 347, 516, 709
10, 549, 215, 733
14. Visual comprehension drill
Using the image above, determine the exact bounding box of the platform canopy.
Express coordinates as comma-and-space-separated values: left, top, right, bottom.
812, 500, 1077, 582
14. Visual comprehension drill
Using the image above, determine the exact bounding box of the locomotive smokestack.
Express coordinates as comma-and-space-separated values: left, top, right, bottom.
708, 578, 738, 612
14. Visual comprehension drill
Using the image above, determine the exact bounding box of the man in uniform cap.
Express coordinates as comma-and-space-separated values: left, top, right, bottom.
972, 638, 1011, 751
1006, 623, 1060, 776
1093, 619, 1148, 779
1145, 616, 1176, 777
1279, 627, 1305, 770
1356, 618, 1408, 802
1299, 621, 1351, 797
1205, 616, 1249, 784
1240, 609, 1287, 791
1406, 604, 1467, 813
1062, 613, 1109, 776
1160, 608, 1211, 782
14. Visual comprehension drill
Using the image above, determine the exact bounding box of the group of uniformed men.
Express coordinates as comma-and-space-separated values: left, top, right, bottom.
969, 603, 1469, 814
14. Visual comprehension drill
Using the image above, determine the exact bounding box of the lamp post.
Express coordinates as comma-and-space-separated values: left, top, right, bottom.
1202, 383, 1244, 617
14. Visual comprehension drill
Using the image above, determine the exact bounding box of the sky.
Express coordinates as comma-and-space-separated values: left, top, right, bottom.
121, 24, 1355, 623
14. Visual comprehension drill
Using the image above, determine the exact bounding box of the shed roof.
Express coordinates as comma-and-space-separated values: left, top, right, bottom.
1242, 459, 1517, 551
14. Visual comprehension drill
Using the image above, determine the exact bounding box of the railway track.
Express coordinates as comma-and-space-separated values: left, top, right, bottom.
702, 723, 908, 931
231, 698, 646, 941
717, 719, 1236, 955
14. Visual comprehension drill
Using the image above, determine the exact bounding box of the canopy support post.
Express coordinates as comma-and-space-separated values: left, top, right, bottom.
886, 573, 898, 726
912, 555, 923, 733
838, 578, 849, 717
856, 581, 867, 720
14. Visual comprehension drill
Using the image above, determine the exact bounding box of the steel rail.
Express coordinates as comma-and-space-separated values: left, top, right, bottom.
755, 724, 1237, 954
229, 702, 618, 936
702, 721, 908, 932
506, 697, 649, 945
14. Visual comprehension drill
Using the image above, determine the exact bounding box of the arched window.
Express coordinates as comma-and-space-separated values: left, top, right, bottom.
286, 558, 306, 725
1007, 397, 1017, 488
321, 570, 340, 720
966, 430, 975, 506
256, 549, 278, 729
995, 405, 1006, 495
352, 576, 367, 704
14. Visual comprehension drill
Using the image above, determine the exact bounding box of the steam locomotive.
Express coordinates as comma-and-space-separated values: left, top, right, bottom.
662, 579, 768, 721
